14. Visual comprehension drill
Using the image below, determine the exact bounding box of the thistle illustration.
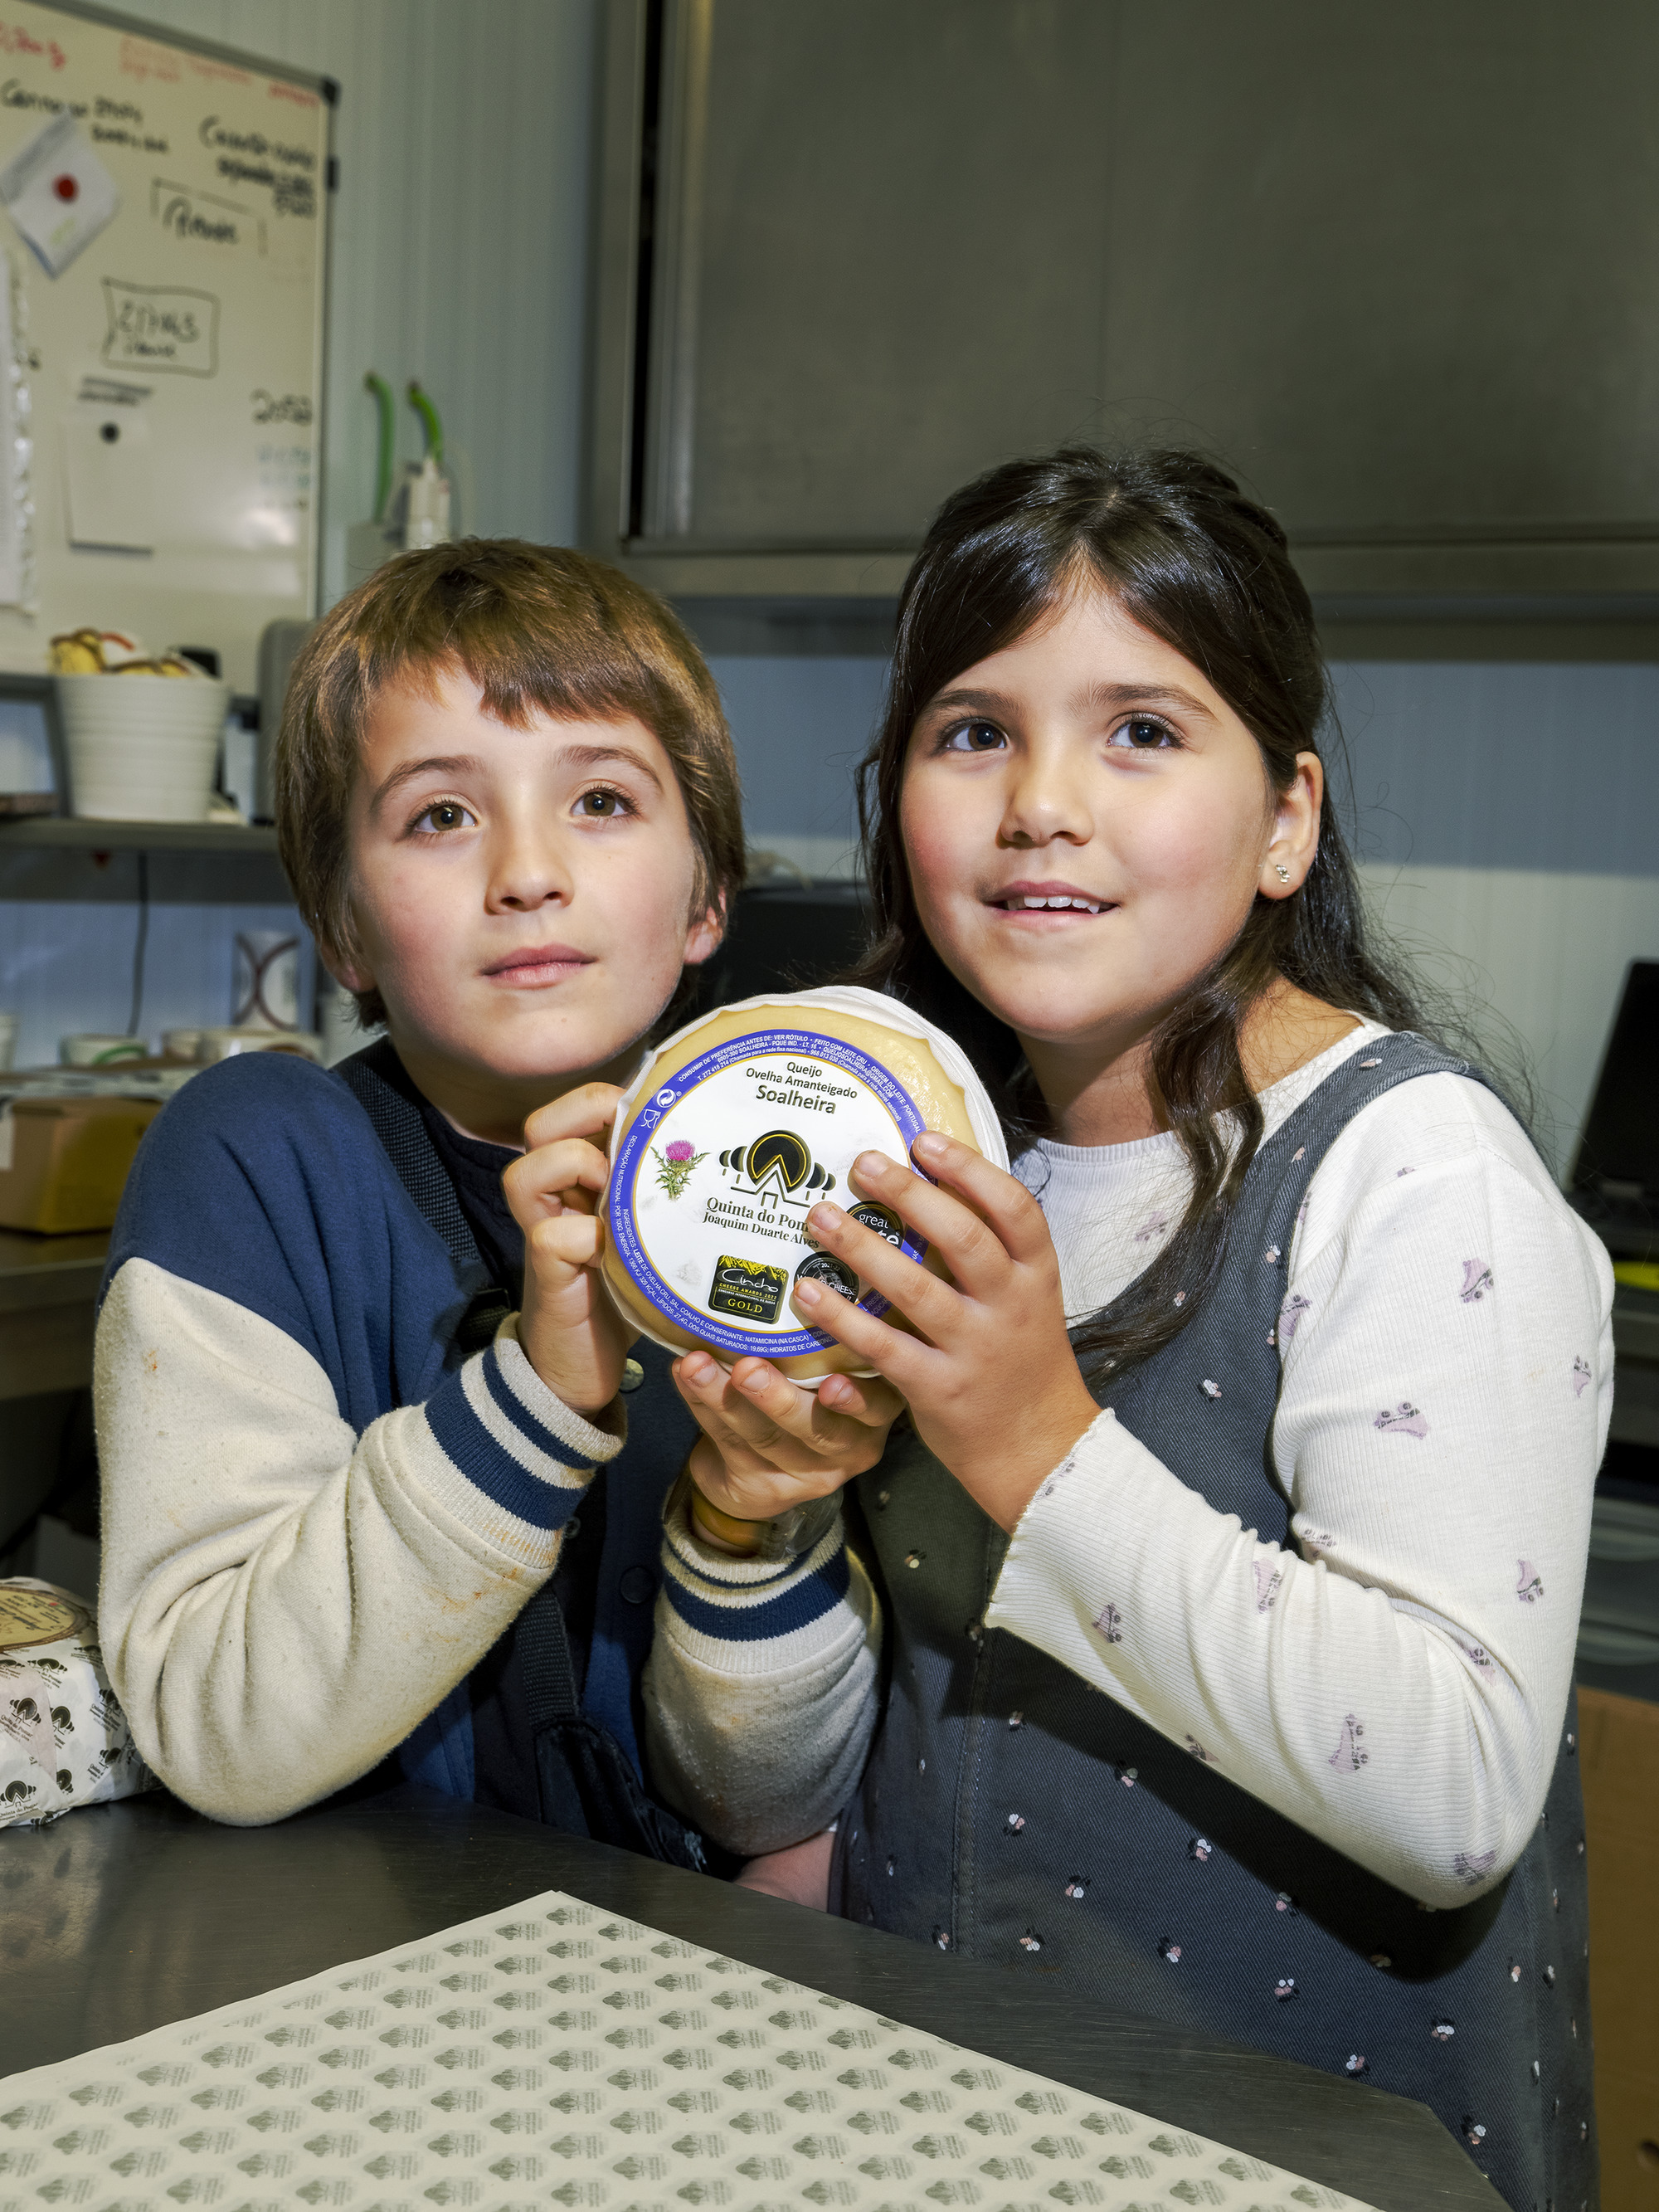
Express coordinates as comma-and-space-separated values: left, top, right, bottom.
651, 1138, 706, 1199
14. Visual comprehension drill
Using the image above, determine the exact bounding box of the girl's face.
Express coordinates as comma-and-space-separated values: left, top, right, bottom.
898, 584, 1321, 1074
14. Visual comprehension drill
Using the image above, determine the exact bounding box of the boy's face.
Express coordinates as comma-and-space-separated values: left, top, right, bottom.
334, 667, 722, 1117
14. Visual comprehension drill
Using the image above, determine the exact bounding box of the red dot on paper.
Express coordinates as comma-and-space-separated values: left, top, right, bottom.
52, 173, 78, 202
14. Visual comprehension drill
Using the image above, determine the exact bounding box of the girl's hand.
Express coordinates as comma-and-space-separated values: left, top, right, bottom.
672, 1352, 903, 1526
793, 1133, 1100, 1532
503, 1083, 633, 1420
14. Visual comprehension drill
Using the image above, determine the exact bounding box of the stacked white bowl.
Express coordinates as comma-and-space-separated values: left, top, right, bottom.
55, 672, 231, 822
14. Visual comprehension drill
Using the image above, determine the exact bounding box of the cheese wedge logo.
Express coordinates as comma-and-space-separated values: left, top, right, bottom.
747, 1128, 810, 1192
718, 1129, 837, 1205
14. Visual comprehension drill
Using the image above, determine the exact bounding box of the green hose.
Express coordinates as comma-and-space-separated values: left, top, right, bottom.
406, 380, 444, 472
363, 372, 394, 521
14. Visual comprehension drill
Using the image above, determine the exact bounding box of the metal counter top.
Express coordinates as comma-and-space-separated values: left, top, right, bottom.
0, 1785, 1494, 2211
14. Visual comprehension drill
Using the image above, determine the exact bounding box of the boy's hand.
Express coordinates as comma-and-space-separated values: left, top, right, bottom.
503, 1083, 633, 1419
788, 1134, 1100, 1533
673, 1352, 902, 1527
734, 1828, 834, 1908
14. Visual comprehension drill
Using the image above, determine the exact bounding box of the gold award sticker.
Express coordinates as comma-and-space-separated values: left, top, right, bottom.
0, 1585, 90, 1651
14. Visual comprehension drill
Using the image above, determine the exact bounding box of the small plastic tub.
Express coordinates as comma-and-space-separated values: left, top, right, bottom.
56, 671, 231, 823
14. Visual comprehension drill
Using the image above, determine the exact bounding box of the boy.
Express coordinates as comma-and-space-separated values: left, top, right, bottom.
95, 539, 874, 1851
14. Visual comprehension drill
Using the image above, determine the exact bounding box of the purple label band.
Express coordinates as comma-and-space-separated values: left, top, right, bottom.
610, 1028, 928, 1357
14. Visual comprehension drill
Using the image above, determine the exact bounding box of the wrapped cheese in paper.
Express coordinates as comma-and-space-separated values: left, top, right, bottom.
601, 986, 1008, 1382
0, 1578, 157, 1827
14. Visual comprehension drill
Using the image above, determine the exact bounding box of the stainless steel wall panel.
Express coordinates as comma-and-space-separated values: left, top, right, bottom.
590, 0, 1659, 611
611, 0, 1117, 553
1097, 1, 1659, 554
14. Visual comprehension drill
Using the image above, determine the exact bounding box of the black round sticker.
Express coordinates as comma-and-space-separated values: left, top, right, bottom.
848, 1202, 903, 1247
794, 1251, 859, 1302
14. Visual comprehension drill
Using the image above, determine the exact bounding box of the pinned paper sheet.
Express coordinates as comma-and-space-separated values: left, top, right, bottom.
0, 1885, 1374, 2210
0, 109, 119, 277
61, 379, 153, 553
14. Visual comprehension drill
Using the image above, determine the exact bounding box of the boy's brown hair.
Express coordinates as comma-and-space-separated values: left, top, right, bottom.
275, 538, 744, 1028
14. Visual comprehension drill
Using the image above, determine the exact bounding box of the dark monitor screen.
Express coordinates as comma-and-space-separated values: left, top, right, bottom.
696, 881, 872, 1011
1572, 960, 1659, 1198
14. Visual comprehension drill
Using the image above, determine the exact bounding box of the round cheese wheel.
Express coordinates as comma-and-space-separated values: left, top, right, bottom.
0, 1581, 90, 1653
601, 986, 1008, 1381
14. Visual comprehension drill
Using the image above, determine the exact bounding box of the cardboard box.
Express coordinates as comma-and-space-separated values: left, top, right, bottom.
1578, 1683, 1659, 2211
0, 1093, 163, 1232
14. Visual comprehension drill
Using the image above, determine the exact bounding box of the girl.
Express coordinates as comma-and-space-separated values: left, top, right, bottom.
661, 449, 1611, 2212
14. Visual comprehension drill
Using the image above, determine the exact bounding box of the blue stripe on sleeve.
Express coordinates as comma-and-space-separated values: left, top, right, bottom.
663, 1545, 852, 1642
479, 1342, 598, 1471
426, 1366, 587, 1532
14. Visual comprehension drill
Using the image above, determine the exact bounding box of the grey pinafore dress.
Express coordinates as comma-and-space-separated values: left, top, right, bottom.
833, 1035, 1597, 2212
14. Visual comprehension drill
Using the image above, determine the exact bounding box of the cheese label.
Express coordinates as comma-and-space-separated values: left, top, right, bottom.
608, 1025, 929, 1358
0, 1584, 89, 1652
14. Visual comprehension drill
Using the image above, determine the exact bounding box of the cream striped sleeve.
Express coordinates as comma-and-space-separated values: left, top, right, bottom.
97, 1259, 620, 1826
643, 1479, 880, 1856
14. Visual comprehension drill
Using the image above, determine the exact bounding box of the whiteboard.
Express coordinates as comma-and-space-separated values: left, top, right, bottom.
0, 0, 329, 689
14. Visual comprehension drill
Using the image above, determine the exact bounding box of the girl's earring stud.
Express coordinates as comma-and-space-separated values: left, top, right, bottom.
1274, 864, 1291, 884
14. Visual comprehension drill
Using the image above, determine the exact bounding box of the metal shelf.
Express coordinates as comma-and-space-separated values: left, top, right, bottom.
0, 818, 277, 854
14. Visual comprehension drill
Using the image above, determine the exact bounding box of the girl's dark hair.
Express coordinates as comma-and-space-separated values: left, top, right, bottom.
851, 445, 1438, 1382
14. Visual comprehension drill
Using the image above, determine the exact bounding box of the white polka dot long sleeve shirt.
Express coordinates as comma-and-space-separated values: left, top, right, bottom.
986, 1025, 1615, 1907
